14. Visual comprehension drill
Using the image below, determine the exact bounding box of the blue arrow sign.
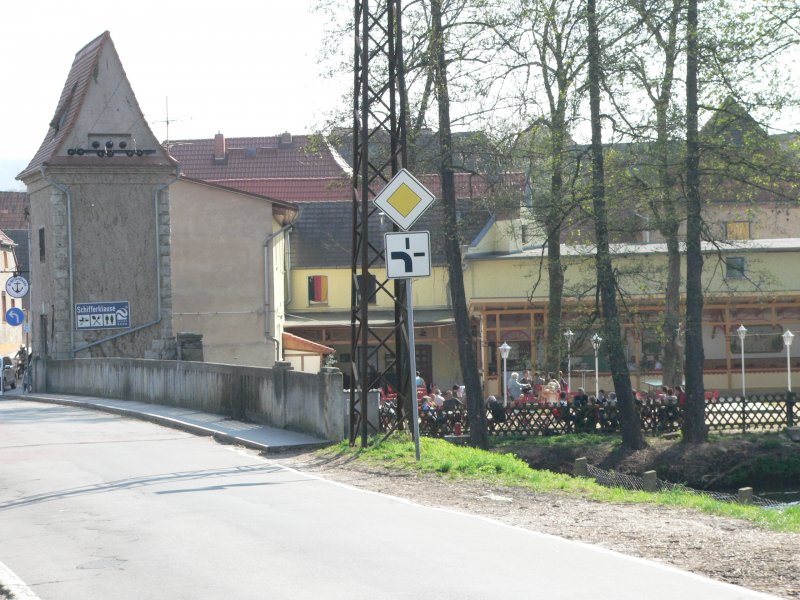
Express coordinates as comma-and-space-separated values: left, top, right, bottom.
5, 307, 24, 326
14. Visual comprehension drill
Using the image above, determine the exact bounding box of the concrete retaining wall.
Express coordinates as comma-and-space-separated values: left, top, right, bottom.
43, 358, 346, 441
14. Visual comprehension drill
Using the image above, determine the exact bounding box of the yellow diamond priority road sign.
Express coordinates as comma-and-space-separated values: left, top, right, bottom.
373, 169, 435, 231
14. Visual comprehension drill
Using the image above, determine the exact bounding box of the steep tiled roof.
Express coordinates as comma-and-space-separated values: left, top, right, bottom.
291, 200, 493, 268
0, 192, 29, 230
167, 135, 348, 181
19, 32, 176, 181
19, 33, 107, 179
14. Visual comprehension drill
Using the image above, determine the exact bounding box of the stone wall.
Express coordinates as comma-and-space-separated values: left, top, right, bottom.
42, 358, 347, 441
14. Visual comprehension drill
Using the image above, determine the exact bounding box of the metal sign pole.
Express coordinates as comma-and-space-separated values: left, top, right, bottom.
407, 277, 420, 461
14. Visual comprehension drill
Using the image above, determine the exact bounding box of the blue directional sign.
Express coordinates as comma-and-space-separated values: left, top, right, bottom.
75, 301, 130, 330
5, 307, 24, 326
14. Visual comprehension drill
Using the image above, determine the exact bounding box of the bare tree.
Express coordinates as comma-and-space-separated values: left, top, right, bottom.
587, 0, 646, 450
430, 0, 488, 447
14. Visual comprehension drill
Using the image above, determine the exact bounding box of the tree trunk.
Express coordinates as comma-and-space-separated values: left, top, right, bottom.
682, 0, 708, 443
545, 123, 566, 374
587, 0, 645, 450
431, 0, 488, 448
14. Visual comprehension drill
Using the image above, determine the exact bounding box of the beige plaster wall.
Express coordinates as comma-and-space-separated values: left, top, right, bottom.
170, 179, 283, 367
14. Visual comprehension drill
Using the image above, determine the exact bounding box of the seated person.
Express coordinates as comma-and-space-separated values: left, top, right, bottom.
519, 370, 533, 395
442, 390, 463, 411
572, 387, 589, 407
507, 372, 523, 401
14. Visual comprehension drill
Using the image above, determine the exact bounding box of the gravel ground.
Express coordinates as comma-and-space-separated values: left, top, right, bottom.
272, 449, 800, 599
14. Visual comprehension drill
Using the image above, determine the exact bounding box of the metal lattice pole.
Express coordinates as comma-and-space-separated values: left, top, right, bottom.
350, 0, 410, 447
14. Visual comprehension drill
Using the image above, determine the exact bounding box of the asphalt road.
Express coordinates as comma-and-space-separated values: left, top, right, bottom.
0, 400, 780, 600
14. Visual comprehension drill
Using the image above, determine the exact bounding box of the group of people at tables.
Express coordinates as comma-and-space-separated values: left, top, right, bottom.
498, 370, 583, 406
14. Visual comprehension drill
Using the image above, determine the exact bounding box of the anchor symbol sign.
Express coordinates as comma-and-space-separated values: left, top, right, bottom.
5, 276, 29, 299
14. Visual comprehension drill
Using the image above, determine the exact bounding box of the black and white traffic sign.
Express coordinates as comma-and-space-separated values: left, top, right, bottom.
5, 276, 29, 298
385, 231, 431, 279
75, 301, 130, 330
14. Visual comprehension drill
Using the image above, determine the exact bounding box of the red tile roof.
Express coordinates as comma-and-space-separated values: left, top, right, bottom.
418, 172, 526, 200
167, 135, 349, 181
0, 192, 29, 230
168, 132, 525, 204
202, 172, 525, 204
206, 177, 351, 202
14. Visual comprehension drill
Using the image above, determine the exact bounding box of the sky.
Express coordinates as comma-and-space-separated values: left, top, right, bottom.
0, 1, 350, 190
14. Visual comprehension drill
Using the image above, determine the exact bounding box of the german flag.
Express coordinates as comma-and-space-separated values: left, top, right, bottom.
308, 275, 328, 303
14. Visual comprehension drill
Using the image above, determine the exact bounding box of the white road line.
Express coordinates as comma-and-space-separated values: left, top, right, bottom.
0, 561, 41, 600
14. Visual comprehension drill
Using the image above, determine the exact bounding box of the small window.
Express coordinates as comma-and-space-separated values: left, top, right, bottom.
1, 293, 6, 320
39, 227, 46, 262
726, 221, 750, 240
307, 275, 328, 305
725, 257, 746, 279
520, 225, 529, 244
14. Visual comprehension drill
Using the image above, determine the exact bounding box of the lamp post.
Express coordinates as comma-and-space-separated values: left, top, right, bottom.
591, 333, 602, 399
564, 329, 574, 394
783, 330, 794, 392
737, 325, 747, 398
499, 342, 511, 404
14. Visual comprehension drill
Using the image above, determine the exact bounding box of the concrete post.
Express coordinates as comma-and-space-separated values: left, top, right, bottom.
643, 470, 658, 492
738, 487, 753, 504
319, 366, 345, 441
273, 361, 293, 429
574, 457, 588, 477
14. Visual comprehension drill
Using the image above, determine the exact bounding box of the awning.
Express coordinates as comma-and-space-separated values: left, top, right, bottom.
282, 331, 334, 354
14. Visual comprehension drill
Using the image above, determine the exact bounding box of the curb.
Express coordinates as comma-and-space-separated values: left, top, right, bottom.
17, 395, 331, 454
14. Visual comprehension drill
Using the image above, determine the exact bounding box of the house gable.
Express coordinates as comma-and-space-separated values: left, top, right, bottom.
18, 31, 174, 182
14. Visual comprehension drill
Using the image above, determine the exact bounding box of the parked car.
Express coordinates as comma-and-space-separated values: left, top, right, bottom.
2, 356, 16, 391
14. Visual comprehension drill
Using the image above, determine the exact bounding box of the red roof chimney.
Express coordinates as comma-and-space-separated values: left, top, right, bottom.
213, 132, 226, 163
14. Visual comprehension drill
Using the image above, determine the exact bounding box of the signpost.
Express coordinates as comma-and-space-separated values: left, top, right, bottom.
374, 170, 436, 461
75, 301, 130, 330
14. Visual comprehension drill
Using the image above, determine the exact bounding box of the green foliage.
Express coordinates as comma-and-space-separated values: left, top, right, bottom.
323, 433, 800, 532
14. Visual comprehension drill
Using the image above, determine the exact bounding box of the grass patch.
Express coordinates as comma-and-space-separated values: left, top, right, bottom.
323, 433, 800, 533
491, 432, 623, 450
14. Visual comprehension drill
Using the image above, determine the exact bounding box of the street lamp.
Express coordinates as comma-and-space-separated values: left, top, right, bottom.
499, 342, 511, 404
591, 333, 602, 399
783, 330, 794, 392
564, 329, 574, 394
737, 325, 747, 398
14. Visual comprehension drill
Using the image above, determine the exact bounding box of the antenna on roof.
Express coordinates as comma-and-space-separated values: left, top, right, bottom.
151, 97, 190, 147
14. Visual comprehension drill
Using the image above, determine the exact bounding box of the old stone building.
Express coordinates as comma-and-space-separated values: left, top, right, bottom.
17, 32, 177, 360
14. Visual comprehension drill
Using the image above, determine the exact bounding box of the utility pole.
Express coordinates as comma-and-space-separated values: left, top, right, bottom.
350, 0, 412, 446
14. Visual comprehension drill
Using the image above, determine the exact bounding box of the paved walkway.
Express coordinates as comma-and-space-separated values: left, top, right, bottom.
3, 391, 330, 453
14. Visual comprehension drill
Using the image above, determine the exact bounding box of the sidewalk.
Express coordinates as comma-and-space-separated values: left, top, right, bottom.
4, 391, 331, 453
